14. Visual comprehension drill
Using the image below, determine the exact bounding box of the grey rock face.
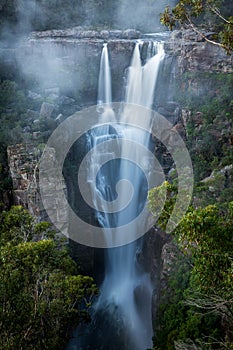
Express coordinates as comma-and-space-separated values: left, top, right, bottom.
40, 102, 55, 118
29, 28, 141, 40
6, 26, 233, 305
165, 29, 233, 73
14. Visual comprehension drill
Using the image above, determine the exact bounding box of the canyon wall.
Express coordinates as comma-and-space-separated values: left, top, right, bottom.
6, 27, 233, 316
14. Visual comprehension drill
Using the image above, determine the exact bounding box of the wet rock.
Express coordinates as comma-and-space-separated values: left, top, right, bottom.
160, 241, 179, 289
141, 228, 170, 324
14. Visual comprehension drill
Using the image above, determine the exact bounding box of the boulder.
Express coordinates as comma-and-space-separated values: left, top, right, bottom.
39, 102, 55, 118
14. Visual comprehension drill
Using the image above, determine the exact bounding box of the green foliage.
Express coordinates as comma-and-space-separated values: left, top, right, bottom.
149, 183, 233, 349
161, 0, 233, 54
153, 246, 221, 350
148, 181, 177, 231
149, 67, 233, 350
149, 184, 233, 295
173, 72, 233, 181
0, 80, 31, 144
177, 204, 233, 296
0, 206, 98, 349
0, 205, 58, 244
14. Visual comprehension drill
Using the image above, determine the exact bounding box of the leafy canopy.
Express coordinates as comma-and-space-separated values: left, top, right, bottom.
160, 0, 233, 54
148, 183, 233, 348
0, 206, 98, 350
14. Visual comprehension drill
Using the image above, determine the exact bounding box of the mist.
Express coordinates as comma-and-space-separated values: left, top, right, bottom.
0, 0, 178, 40
0, 0, 178, 103
115, 0, 178, 32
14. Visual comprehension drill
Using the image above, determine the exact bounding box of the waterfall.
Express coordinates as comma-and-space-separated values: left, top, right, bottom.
94, 41, 164, 350
67, 41, 165, 350
97, 43, 112, 108
97, 43, 115, 123
125, 41, 164, 108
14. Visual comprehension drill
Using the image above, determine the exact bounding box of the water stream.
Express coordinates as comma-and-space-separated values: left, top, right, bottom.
67, 40, 165, 350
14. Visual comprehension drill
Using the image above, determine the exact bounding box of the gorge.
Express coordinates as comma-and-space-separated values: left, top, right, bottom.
1, 2, 232, 349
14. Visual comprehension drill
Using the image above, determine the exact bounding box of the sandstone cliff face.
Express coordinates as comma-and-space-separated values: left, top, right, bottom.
2, 28, 231, 117
14, 29, 140, 106
140, 228, 171, 323
7, 142, 95, 274
6, 27, 233, 313
150, 32, 233, 326
7, 144, 41, 218
165, 29, 233, 74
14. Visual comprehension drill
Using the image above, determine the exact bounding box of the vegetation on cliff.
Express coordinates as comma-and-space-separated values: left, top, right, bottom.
148, 71, 233, 349
0, 2, 232, 349
161, 0, 233, 54
0, 206, 97, 350
175, 72, 233, 182
149, 182, 233, 349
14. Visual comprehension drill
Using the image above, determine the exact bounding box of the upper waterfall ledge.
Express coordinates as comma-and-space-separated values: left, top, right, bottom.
29, 28, 142, 40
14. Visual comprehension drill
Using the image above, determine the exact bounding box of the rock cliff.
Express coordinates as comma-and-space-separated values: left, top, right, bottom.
165, 29, 233, 74
6, 27, 233, 320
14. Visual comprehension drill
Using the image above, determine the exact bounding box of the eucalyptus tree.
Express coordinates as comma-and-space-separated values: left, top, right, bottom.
161, 0, 233, 54
0, 206, 98, 350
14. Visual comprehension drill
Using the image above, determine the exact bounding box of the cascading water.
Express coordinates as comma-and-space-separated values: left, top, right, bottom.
125, 41, 164, 108
94, 42, 165, 350
97, 43, 112, 108
67, 40, 165, 350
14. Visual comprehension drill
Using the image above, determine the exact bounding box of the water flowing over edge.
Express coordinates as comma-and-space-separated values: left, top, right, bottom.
67, 40, 165, 350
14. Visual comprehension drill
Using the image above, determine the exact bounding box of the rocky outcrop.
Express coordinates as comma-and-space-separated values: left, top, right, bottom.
7, 143, 95, 274
3, 28, 231, 119
29, 28, 141, 40
12, 29, 145, 106
192, 164, 233, 208
165, 29, 233, 73
150, 237, 191, 333
140, 228, 171, 323
7, 144, 42, 218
